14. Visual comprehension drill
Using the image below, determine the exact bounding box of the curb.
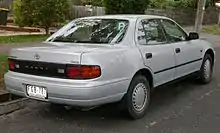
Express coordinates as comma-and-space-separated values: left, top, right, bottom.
0, 98, 28, 115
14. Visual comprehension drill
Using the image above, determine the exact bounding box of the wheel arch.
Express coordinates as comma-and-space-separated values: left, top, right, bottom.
204, 49, 215, 64
132, 68, 154, 89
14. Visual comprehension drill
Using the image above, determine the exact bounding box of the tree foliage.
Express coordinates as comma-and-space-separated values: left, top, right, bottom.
103, 0, 150, 14
149, 0, 170, 9
69, 0, 103, 6
71, 0, 83, 5
149, 0, 212, 9
13, 0, 24, 27
13, 0, 70, 34
81, 0, 103, 6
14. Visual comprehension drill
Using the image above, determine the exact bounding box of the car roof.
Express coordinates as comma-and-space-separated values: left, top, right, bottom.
80, 14, 169, 20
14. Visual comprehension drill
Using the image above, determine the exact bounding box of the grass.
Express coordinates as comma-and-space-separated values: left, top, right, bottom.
202, 25, 220, 35
0, 55, 8, 90
0, 54, 8, 74
0, 55, 8, 63
0, 34, 49, 45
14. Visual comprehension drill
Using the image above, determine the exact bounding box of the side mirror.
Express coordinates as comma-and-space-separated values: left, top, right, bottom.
188, 32, 199, 40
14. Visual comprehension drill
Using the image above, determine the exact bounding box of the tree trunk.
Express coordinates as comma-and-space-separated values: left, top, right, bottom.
195, 0, 206, 33
45, 27, 49, 35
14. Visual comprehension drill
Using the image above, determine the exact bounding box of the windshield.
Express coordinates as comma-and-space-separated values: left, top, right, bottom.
47, 19, 129, 44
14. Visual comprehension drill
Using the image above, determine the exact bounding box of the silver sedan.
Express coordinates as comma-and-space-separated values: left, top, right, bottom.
5, 15, 215, 119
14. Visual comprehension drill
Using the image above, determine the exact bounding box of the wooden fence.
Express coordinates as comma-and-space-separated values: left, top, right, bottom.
146, 8, 219, 26
69, 6, 105, 19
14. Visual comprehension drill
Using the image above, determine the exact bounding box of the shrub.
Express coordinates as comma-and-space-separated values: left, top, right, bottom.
149, 0, 211, 9
81, 0, 103, 6
103, 0, 150, 14
13, 0, 24, 27
149, 0, 171, 9
13, 0, 70, 34
169, 0, 189, 8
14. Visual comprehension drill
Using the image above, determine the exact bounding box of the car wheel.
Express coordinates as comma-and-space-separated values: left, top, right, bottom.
198, 54, 213, 84
124, 75, 151, 119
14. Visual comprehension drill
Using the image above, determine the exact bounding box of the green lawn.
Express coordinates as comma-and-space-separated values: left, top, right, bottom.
0, 54, 8, 73
0, 55, 8, 89
0, 34, 49, 45
202, 25, 220, 35
0, 55, 8, 63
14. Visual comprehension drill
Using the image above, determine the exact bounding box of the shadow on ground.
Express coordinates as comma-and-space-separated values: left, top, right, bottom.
35, 78, 206, 122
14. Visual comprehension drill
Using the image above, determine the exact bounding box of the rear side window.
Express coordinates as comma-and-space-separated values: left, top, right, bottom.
137, 19, 167, 45
161, 19, 187, 42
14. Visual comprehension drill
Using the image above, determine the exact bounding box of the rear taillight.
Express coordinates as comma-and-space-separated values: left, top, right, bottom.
66, 65, 101, 79
8, 59, 15, 70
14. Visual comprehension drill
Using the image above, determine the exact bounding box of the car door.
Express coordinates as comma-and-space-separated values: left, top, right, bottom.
136, 19, 176, 87
160, 19, 203, 79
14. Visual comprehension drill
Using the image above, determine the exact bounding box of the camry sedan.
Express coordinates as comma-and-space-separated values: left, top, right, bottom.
5, 15, 215, 119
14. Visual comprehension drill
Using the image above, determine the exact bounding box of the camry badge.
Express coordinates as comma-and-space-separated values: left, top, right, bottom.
34, 53, 40, 60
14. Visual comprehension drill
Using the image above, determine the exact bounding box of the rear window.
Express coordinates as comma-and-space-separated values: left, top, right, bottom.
47, 19, 129, 44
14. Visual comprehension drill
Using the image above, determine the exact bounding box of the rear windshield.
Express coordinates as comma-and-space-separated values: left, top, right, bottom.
47, 19, 129, 44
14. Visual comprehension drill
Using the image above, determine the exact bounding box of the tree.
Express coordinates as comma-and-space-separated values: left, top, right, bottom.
81, 0, 103, 6
71, 0, 83, 5
149, 0, 170, 9
13, 0, 24, 27
103, 0, 149, 14
13, 0, 70, 34
149, 0, 211, 9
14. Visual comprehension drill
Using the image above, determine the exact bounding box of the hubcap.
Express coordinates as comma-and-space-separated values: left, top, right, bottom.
204, 59, 212, 80
132, 83, 148, 112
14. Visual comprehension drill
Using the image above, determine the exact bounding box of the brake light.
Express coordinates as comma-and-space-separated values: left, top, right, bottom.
66, 65, 101, 79
8, 59, 15, 70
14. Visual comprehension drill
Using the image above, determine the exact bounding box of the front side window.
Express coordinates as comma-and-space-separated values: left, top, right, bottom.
161, 19, 187, 42
137, 19, 167, 45
47, 19, 129, 44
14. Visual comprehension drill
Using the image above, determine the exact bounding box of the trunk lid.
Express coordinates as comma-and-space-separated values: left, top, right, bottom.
8, 42, 112, 79
9, 42, 109, 64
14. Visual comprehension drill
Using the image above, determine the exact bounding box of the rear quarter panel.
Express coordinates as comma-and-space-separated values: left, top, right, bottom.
81, 45, 148, 91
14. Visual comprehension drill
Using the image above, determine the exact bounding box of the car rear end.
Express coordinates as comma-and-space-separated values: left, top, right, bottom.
5, 46, 128, 107
4, 17, 132, 107
5, 44, 105, 106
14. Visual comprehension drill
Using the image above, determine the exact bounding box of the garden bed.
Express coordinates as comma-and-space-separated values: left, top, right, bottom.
0, 34, 49, 44
0, 55, 26, 115
0, 91, 22, 103
0, 91, 26, 115
0, 25, 41, 32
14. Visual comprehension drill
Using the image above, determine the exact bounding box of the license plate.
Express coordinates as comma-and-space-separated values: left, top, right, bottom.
26, 85, 47, 99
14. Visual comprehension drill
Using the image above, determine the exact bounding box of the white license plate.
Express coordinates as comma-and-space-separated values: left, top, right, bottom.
26, 85, 47, 99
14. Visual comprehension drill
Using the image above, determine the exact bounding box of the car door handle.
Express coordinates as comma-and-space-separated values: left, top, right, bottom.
145, 53, 152, 59
175, 48, 181, 53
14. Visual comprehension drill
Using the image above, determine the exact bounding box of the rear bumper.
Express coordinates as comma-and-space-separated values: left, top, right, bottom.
4, 71, 129, 107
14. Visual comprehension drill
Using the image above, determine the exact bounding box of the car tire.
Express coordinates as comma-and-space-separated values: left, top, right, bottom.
198, 54, 213, 84
123, 75, 151, 119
